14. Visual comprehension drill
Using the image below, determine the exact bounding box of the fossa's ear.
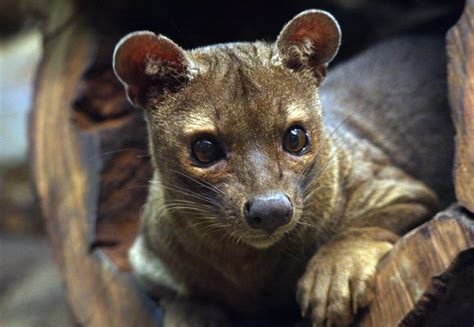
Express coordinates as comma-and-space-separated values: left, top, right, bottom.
113, 31, 191, 108
276, 10, 341, 83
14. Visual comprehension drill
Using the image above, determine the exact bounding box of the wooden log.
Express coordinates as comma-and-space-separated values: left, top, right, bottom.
29, 0, 158, 325
358, 206, 474, 326
447, 0, 474, 212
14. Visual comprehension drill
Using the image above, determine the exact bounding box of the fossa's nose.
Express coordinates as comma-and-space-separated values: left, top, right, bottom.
244, 192, 293, 234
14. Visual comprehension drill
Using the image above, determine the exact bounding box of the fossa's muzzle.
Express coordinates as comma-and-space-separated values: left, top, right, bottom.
244, 192, 293, 234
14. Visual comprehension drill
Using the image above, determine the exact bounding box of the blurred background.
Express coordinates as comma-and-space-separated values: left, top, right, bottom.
0, 0, 76, 325
0, 0, 464, 326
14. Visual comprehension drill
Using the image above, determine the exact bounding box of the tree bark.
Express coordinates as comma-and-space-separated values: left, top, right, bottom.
30, 0, 158, 325
359, 206, 474, 326
447, 0, 474, 213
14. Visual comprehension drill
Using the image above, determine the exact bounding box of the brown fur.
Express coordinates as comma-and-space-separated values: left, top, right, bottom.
114, 10, 453, 327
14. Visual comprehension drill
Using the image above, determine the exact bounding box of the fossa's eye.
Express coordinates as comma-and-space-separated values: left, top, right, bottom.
283, 125, 309, 155
191, 137, 224, 166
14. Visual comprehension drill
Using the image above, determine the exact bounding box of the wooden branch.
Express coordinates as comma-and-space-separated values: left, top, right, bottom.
447, 0, 474, 212
358, 206, 474, 326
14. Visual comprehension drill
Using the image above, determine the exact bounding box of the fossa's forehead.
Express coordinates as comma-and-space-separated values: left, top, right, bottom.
188, 44, 316, 98
176, 62, 316, 114
151, 45, 320, 138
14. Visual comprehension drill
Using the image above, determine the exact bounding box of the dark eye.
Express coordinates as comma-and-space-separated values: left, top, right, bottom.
191, 137, 224, 166
283, 125, 309, 155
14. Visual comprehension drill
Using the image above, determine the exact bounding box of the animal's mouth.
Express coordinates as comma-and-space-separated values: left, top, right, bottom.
238, 222, 297, 249
241, 232, 285, 248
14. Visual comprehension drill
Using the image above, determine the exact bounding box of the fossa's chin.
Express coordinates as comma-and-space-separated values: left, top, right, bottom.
235, 217, 301, 249
239, 229, 289, 249
241, 234, 283, 249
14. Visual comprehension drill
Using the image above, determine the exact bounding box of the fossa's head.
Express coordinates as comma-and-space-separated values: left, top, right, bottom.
114, 10, 340, 248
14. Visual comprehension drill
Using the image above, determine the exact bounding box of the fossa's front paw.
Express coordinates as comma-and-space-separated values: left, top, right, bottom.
161, 297, 231, 327
296, 239, 393, 327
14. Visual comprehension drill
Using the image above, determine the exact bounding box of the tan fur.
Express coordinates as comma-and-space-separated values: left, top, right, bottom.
115, 11, 453, 327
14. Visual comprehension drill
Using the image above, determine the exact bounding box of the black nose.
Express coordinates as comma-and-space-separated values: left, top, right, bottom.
244, 193, 293, 233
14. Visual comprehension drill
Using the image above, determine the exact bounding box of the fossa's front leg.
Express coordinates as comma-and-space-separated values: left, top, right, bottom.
297, 227, 397, 327
297, 178, 438, 327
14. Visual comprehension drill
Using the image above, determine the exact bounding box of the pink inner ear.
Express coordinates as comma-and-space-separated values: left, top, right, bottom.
278, 11, 341, 67
114, 32, 187, 88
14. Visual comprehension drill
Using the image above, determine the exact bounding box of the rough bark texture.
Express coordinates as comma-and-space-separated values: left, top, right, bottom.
29, 0, 158, 325
447, 0, 474, 213
358, 206, 474, 326
29, 0, 474, 326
